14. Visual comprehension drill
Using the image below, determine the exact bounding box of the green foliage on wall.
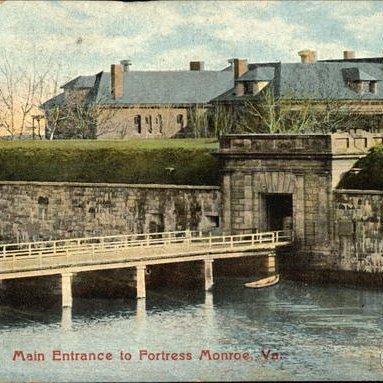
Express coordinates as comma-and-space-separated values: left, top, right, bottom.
339, 144, 383, 190
0, 139, 220, 185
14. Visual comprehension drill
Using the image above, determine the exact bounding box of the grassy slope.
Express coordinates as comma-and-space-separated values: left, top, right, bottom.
0, 139, 221, 186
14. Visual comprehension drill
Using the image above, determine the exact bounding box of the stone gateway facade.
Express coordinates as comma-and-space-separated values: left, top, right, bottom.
216, 131, 383, 273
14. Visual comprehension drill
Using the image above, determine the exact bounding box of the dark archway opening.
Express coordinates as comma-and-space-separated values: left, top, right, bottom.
265, 193, 293, 231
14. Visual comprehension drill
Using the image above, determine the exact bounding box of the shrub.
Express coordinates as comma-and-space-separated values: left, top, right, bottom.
0, 139, 220, 186
339, 144, 383, 190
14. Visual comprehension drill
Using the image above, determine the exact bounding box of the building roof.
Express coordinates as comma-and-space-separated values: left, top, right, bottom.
216, 59, 383, 102
240, 66, 276, 82
43, 69, 234, 109
94, 70, 234, 105
41, 92, 65, 109
42, 56, 383, 110
341, 67, 379, 82
61, 75, 97, 90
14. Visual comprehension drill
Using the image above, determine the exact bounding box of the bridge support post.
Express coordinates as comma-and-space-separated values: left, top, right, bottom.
267, 253, 276, 274
136, 266, 146, 299
61, 273, 73, 308
204, 260, 214, 291
61, 306, 72, 329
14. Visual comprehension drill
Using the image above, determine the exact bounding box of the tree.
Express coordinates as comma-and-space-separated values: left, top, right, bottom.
207, 102, 235, 138
0, 49, 58, 139
187, 104, 208, 138
45, 93, 124, 140
234, 86, 363, 135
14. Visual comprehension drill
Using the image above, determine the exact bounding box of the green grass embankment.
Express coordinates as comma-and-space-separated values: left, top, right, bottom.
0, 139, 220, 186
339, 144, 383, 190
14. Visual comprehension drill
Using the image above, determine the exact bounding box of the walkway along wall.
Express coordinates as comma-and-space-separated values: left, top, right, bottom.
0, 181, 221, 243
216, 131, 383, 274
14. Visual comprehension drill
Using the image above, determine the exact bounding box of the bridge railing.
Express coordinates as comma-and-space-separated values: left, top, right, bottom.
0, 230, 292, 266
0, 230, 201, 258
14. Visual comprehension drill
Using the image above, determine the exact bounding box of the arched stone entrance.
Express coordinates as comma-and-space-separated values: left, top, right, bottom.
216, 132, 383, 267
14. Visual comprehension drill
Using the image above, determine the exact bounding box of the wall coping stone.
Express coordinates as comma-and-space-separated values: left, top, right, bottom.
0, 181, 220, 191
217, 132, 383, 156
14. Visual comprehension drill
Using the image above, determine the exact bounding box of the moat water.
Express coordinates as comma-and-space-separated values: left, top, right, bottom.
1, 277, 383, 381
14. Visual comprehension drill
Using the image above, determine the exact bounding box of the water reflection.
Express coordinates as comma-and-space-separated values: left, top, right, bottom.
135, 298, 146, 322
61, 307, 72, 330
1, 278, 383, 381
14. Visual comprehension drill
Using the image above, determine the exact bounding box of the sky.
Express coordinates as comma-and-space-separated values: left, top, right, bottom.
0, 0, 382, 85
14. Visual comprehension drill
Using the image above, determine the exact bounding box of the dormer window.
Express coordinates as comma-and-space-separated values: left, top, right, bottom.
343, 68, 379, 95
350, 80, 377, 95
244, 82, 254, 95
369, 81, 377, 94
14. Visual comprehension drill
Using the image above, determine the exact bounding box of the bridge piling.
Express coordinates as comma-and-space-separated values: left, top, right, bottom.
136, 266, 146, 299
266, 253, 277, 273
61, 307, 72, 329
204, 260, 214, 290
61, 273, 73, 308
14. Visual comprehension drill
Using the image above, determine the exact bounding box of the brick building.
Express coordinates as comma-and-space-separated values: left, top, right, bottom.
42, 50, 383, 139
215, 50, 383, 133
41, 60, 234, 139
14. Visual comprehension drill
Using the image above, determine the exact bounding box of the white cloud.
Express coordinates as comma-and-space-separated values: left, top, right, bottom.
152, 46, 229, 71
339, 13, 383, 43
0, 0, 381, 79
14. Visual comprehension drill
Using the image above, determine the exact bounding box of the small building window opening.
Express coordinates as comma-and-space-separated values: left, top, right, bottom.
244, 82, 253, 95
146, 115, 153, 133
38, 196, 49, 220
134, 115, 142, 134
156, 114, 163, 134
176, 114, 184, 127
369, 81, 377, 94
38, 196, 49, 205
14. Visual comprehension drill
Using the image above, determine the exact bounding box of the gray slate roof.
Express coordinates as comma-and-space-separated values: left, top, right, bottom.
278, 61, 383, 100
342, 67, 378, 82
216, 59, 383, 102
95, 70, 234, 105
43, 69, 234, 108
240, 66, 275, 82
61, 75, 97, 89
41, 92, 65, 109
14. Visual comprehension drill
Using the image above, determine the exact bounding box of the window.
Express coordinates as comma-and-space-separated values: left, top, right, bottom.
351, 80, 377, 95
38, 196, 49, 220
176, 114, 184, 126
361, 81, 370, 93
146, 116, 153, 133
244, 82, 253, 95
134, 115, 142, 134
369, 81, 377, 94
156, 114, 163, 134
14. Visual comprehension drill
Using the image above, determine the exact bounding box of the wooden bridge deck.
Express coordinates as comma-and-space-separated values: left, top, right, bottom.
0, 230, 292, 280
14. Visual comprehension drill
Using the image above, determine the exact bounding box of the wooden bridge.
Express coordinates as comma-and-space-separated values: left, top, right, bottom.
0, 230, 292, 307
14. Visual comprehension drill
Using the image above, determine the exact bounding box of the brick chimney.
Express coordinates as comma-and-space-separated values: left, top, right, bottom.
190, 61, 205, 71
343, 50, 355, 60
231, 58, 248, 78
111, 63, 123, 99
120, 59, 132, 72
298, 49, 317, 63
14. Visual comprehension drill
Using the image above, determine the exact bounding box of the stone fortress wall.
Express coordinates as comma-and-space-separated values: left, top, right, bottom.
0, 131, 383, 278
0, 181, 220, 243
333, 189, 383, 272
